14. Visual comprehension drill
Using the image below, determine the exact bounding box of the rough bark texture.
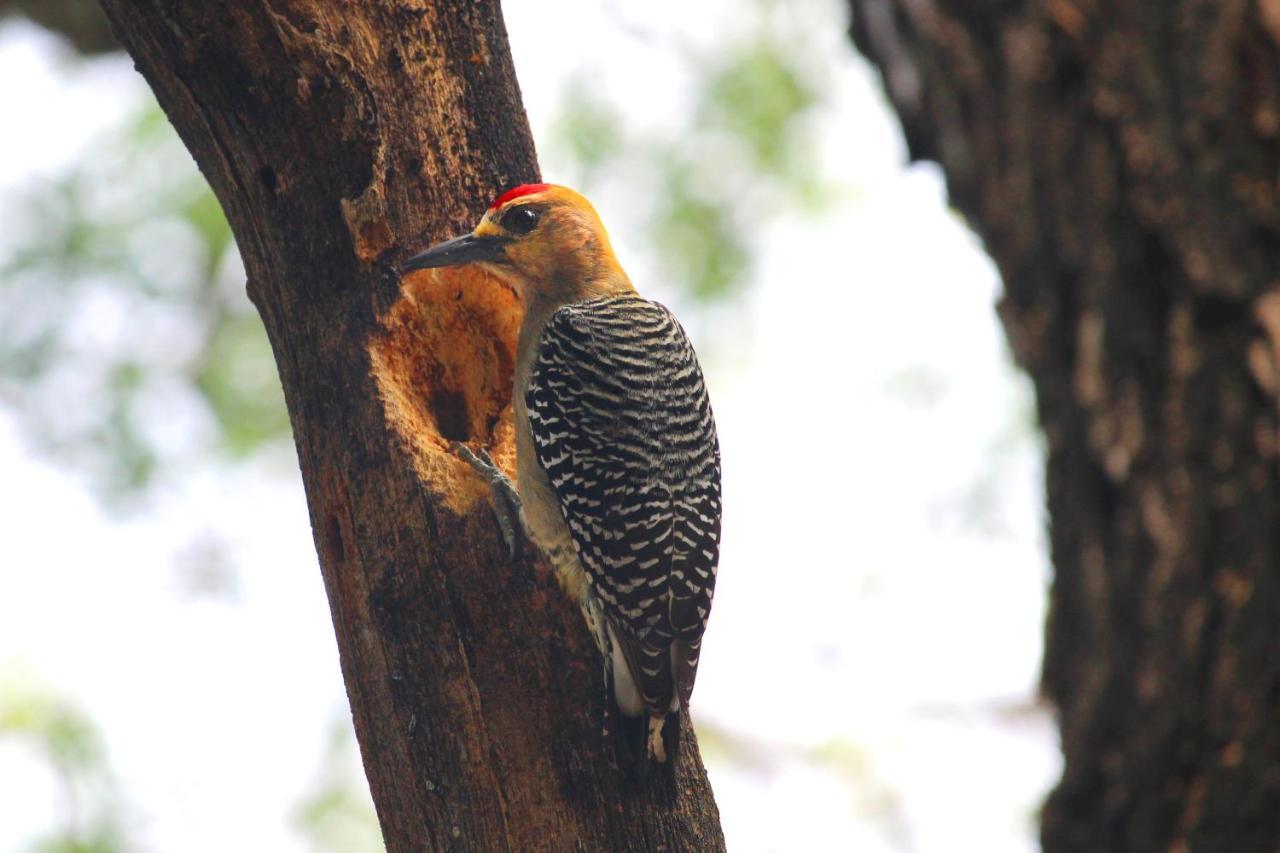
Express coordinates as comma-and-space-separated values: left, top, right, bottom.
849, 2, 1280, 851
94, 2, 724, 850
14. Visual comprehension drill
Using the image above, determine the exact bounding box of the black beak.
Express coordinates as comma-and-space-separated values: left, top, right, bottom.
402, 233, 508, 273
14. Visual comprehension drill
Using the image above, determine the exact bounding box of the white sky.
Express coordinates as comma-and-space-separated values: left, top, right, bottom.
0, 3, 1059, 851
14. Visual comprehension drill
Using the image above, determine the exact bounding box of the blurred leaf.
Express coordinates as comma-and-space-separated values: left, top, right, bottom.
651, 164, 749, 301
0, 99, 289, 503
173, 531, 242, 601
195, 313, 290, 456
293, 716, 384, 853
700, 43, 815, 177
32, 827, 127, 853
181, 189, 232, 280
1, 686, 105, 773
885, 364, 951, 409
101, 362, 158, 496
128, 103, 172, 144
544, 7, 832, 310
551, 77, 624, 183
0, 674, 132, 852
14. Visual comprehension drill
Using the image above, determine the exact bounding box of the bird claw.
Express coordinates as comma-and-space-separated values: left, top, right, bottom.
452, 441, 523, 560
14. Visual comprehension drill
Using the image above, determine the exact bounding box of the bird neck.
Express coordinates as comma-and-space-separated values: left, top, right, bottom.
514, 267, 634, 386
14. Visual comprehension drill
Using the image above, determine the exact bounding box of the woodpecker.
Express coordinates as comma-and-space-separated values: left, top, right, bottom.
403, 183, 721, 767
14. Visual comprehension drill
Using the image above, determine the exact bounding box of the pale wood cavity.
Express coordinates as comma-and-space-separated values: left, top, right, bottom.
369, 265, 521, 514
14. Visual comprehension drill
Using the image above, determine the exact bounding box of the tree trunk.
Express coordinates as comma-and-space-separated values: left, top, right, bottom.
94, 2, 724, 850
848, 2, 1280, 851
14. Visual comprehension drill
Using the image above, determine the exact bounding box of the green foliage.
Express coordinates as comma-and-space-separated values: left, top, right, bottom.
0, 673, 132, 852
0, 103, 288, 503
546, 3, 835, 305
181, 189, 234, 282
651, 164, 749, 302
701, 44, 814, 180
292, 717, 384, 853
2, 686, 104, 771
195, 312, 291, 456
551, 77, 624, 184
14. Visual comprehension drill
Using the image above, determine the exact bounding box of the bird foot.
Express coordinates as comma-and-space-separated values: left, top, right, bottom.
452, 442, 523, 560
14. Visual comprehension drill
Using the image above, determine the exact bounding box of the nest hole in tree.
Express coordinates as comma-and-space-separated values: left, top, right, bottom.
369, 264, 522, 513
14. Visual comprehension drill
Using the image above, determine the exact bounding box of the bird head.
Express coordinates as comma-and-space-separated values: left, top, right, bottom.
402, 183, 632, 309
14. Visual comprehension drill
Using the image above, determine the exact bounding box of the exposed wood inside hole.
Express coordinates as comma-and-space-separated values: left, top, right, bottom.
369, 265, 521, 513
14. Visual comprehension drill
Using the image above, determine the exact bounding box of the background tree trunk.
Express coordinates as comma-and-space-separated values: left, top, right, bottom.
848, 2, 1280, 851
94, 1, 724, 850
2, 0, 118, 53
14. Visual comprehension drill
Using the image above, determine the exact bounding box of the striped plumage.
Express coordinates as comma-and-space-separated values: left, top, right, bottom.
402, 183, 722, 768
526, 295, 721, 733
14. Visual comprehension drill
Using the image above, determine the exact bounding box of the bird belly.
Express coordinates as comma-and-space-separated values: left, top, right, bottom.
514, 397, 590, 602
512, 368, 653, 722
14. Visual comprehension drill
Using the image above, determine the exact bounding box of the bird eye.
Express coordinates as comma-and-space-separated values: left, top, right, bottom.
503, 206, 540, 235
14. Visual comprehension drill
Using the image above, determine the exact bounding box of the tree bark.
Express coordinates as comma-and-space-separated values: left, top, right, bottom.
848, 2, 1280, 851
94, 2, 724, 850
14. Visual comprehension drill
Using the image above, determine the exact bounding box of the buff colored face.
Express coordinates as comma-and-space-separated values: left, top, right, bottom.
402, 184, 627, 305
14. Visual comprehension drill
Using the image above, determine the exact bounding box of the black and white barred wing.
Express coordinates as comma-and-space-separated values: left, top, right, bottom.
526, 295, 721, 713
